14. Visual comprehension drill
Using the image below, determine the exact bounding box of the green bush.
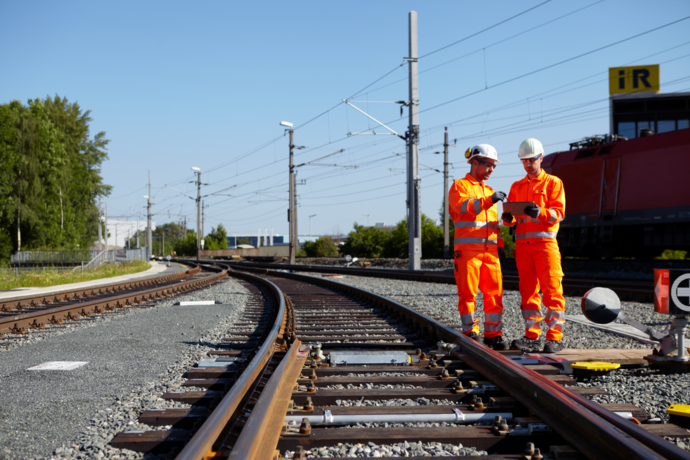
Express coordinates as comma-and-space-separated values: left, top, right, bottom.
340, 224, 390, 258
341, 214, 444, 258
299, 236, 340, 257
174, 231, 198, 256
500, 226, 515, 258
656, 249, 687, 260
205, 224, 228, 250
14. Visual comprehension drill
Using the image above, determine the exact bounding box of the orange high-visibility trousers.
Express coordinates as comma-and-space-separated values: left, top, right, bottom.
515, 240, 565, 341
454, 250, 503, 338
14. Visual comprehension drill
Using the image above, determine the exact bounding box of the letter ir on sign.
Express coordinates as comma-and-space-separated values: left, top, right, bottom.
609, 65, 660, 95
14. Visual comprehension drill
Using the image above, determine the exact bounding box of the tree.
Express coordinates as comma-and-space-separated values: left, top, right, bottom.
340, 223, 390, 258
300, 236, 340, 257
174, 231, 198, 256
206, 224, 228, 249
0, 96, 111, 261
501, 226, 515, 258
380, 214, 443, 258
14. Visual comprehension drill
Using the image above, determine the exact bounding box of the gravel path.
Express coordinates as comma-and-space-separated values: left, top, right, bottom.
0, 278, 251, 460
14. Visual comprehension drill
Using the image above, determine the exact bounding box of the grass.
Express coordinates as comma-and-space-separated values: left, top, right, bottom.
0, 260, 151, 291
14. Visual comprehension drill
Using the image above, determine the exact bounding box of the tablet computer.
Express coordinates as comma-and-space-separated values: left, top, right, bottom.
502, 201, 537, 216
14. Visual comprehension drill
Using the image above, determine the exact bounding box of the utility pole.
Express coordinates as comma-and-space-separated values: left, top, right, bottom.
136, 211, 140, 248
201, 200, 205, 241
288, 128, 297, 264
194, 168, 201, 261
442, 127, 456, 259
98, 195, 102, 251
407, 11, 421, 271
147, 170, 152, 260
105, 201, 108, 254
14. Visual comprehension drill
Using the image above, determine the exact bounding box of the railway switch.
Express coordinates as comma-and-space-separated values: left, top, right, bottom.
582, 285, 690, 370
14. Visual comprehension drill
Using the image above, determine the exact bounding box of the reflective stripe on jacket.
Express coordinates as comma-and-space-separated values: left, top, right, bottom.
449, 173, 504, 251
503, 170, 565, 243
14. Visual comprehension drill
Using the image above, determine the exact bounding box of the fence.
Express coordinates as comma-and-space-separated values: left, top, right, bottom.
11, 250, 97, 264
11, 247, 150, 270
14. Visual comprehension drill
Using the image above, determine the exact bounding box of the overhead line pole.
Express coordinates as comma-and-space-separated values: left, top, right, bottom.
147, 170, 152, 260
288, 129, 297, 264
443, 127, 455, 259
196, 170, 201, 262
407, 11, 421, 271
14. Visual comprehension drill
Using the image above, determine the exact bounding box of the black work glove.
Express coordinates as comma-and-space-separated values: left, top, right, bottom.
524, 205, 540, 218
498, 247, 506, 277
501, 212, 513, 223
491, 191, 507, 203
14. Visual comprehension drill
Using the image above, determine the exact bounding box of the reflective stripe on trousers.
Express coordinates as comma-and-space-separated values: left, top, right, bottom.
484, 312, 503, 333
460, 199, 482, 216
461, 313, 477, 333
545, 309, 565, 333
514, 231, 557, 240
515, 240, 565, 341
454, 221, 500, 231
454, 251, 503, 338
454, 237, 498, 245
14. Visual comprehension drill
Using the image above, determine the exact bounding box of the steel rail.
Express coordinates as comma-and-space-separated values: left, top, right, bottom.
0, 265, 224, 335
222, 260, 653, 301
0, 263, 202, 311
229, 266, 689, 460
229, 341, 310, 460
174, 269, 288, 460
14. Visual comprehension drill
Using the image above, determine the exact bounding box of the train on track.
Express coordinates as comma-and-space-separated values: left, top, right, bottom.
544, 92, 690, 259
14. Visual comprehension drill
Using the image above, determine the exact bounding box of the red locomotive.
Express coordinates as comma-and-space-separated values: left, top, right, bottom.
544, 126, 690, 258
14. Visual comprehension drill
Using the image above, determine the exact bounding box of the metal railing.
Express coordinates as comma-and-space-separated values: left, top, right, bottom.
11, 250, 97, 264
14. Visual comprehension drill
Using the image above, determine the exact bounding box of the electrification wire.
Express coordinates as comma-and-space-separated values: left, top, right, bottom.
362, 0, 605, 96
418, 0, 552, 59
417, 15, 690, 115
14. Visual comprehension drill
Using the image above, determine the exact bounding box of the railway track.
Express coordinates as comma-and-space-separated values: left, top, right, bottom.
223, 260, 654, 302
0, 262, 226, 338
108, 261, 689, 459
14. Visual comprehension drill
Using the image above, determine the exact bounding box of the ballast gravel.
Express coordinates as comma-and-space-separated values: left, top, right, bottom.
0, 277, 252, 460
314, 272, 684, 349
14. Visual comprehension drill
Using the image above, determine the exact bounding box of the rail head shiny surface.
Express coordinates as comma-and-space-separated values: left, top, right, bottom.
174, 267, 287, 460
229, 341, 310, 460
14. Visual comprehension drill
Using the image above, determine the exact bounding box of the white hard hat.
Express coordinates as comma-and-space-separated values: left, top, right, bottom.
465, 144, 500, 164
518, 138, 545, 159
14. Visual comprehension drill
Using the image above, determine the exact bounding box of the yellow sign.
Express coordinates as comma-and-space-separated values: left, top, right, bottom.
609, 65, 659, 94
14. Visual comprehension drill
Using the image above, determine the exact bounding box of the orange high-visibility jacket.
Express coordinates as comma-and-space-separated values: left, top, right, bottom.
449, 174, 504, 251
503, 170, 565, 242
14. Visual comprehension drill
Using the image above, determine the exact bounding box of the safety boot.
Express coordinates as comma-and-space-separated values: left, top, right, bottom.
483, 336, 508, 350
466, 332, 480, 341
543, 340, 563, 353
510, 336, 540, 351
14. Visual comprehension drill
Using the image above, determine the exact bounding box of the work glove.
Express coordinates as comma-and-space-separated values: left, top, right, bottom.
501, 212, 513, 223
491, 191, 507, 203
498, 247, 506, 277
524, 205, 540, 219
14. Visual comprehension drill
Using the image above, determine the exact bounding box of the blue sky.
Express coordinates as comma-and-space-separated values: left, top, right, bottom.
2, 1, 689, 241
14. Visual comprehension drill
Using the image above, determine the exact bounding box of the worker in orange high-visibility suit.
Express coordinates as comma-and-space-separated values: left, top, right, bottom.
502, 138, 566, 354
449, 144, 508, 350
